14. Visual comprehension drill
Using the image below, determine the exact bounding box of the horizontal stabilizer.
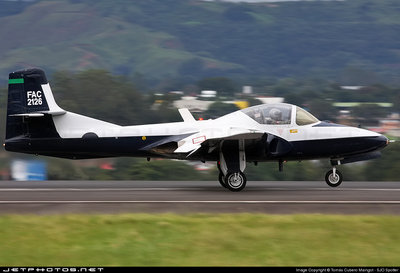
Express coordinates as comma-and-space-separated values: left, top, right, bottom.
10, 113, 45, 117
9, 108, 66, 117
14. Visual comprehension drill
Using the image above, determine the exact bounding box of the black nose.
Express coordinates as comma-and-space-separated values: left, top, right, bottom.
376, 135, 389, 149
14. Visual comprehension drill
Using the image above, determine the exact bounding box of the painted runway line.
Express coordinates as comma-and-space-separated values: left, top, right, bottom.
1, 187, 400, 191
1, 200, 400, 204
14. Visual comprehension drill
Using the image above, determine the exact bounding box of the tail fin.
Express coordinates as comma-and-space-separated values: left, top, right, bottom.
6, 68, 65, 140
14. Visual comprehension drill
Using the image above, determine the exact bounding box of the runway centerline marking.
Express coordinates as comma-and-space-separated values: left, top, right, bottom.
1, 188, 400, 192
1, 200, 400, 204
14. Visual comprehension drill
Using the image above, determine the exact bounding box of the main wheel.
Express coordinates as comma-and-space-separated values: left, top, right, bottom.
218, 172, 227, 188
224, 171, 246, 192
325, 169, 343, 187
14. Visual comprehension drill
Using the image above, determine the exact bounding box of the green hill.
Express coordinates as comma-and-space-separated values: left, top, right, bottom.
1, 0, 400, 84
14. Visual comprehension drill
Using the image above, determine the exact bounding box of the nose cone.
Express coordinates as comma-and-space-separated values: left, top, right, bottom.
355, 127, 389, 152
375, 134, 389, 150
345, 131, 389, 156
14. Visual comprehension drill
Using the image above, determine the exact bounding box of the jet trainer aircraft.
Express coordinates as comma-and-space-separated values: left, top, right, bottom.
4, 68, 389, 191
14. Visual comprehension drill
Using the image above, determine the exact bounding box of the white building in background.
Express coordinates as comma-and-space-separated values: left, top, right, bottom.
340, 86, 365, 90
199, 90, 217, 98
173, 96, 214, 112
255, 96, 284, 104
242, 86, 253, 95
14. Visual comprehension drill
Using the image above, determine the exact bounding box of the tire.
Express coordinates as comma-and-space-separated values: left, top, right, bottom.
224, 171, 247, 192
325, 169, 343, 187
218, 172, 227, 188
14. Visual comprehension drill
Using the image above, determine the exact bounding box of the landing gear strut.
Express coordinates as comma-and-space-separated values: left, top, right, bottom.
325, 167, 343, 187
218, 140, 247, 192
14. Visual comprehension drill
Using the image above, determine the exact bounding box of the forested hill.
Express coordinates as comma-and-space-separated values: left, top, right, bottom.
1, 0, 400, 84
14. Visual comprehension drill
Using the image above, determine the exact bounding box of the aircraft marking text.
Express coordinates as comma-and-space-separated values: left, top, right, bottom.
26, 91, 43, 106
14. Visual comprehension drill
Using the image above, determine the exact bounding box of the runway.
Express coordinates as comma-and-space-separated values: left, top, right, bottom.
0, 180, 400, 214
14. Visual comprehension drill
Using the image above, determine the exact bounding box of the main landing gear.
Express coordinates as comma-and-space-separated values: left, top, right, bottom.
218, 140, 247, 192
218, 169, 247, 192
325, 166, 343, 187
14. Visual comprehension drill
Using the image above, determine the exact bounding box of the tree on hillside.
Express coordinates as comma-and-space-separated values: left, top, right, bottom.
308, 99, 336, 122
223, 5, 254, 22
52, 70, 146, 125
205, 102, 239, 119
352, 104, 391, 127
197, 77, 238, 97
395, 89, 400, 113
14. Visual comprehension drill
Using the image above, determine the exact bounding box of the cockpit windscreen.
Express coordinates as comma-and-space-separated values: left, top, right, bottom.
296, 107, 319, 125
242, 104, 292, 125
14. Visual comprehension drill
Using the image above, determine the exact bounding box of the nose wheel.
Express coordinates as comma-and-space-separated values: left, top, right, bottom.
325, 168, 343, 187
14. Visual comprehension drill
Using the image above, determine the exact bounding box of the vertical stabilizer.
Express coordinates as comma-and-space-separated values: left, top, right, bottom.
6, 68, 64, 140
8, 68, 49, 116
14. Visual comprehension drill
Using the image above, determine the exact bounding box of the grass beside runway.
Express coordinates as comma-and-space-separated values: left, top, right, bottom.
1, 213, 399, 266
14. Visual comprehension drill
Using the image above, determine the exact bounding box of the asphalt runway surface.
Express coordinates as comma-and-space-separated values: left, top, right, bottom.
0, 180, 400, 214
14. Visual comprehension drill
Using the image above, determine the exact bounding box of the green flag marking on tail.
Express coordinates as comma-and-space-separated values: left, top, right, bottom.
9, 78, 24, 84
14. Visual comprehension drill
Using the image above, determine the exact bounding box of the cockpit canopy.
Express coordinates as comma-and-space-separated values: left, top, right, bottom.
241, 103, 319, 126
295, 105, 320, 125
